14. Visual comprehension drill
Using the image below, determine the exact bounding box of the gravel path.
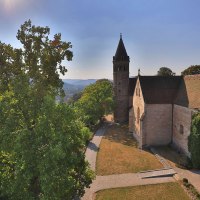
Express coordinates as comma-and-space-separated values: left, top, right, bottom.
85, 125, 106, 171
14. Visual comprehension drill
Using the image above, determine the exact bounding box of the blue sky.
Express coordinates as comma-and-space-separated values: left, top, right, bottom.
1, 0, 200, 79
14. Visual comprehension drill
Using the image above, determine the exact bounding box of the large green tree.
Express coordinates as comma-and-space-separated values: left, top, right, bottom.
0, 20, 93, 199
188, 112, 200, 168
75, 79, 114, 127
157, 67, 175, 76
181, 65, 200, 75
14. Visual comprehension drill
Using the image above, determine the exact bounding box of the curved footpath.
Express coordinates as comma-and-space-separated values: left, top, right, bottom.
82, 123, 175, 200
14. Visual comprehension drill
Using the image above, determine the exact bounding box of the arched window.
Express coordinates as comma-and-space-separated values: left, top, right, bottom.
136, 86, 140, 97
180, 125, 184, 134
137, 107, 140, 124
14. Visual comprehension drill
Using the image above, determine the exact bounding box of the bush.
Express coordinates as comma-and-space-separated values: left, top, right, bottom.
182, 178, 200, 199
183, 178, 188, 183
188, 112, 200, 168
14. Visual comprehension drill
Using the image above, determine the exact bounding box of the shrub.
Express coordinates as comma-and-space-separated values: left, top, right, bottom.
188, 112, 200, 168
182, 178, 200, 199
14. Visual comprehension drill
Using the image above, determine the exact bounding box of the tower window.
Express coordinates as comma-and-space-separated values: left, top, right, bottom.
118, 82, 120, 85
136, 87, 140, 97
180, 125, 184, 134
124, 66, 126, 71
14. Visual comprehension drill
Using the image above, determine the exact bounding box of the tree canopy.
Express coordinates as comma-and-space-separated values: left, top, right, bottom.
0, 20, 93, 199
75, 79, 114, 127
157, 67, 176, 76
181, 65, 200, 76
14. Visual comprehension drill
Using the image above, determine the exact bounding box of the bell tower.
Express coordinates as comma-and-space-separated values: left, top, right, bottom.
113, 34, 130, 122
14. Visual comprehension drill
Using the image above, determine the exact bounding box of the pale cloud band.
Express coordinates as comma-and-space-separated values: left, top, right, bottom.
0, 0, 32, 14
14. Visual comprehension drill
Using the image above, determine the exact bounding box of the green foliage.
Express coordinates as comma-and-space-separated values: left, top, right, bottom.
181, 65, 200, 75
0, 151, 15, 199
75, 79, 114, 127
157, 67, 176, 76
0, 20, 94, 199
188, 112, 200, 168
0, 20, 73, 97
182, 178, 188, 184
68, 91, 83, 104
0, 96, 93, 199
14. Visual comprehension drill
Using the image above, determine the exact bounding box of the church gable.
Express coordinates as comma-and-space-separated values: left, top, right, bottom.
134, 78, 145, 102
132, 78, 145, 136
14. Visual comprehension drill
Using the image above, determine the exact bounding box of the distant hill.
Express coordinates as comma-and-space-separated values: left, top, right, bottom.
62, 79, 97, 102
63, 79, 97, 86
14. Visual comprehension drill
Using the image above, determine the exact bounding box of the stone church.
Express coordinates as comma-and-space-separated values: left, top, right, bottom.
113, 35, 200, 156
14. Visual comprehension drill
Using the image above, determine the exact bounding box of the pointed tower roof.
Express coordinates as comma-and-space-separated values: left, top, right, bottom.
113, 34, 129, 61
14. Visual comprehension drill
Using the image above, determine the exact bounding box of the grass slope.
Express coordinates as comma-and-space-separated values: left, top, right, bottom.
96, 182, 190, 200
96, 124, 163, 175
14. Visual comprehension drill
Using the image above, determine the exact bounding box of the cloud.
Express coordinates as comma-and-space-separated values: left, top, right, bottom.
0, 0, 34, 15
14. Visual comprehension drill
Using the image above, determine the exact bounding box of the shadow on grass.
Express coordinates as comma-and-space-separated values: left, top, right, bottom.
153, 146, 188, 168
88, 141, 99, 152
103, 123, 138, 147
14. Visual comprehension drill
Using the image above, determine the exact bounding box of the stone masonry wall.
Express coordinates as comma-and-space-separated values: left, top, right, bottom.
143, 104, 172, 146
172, 104, 192, 157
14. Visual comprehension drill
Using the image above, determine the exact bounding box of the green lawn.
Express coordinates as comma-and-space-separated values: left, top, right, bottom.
95, 182, 190, 200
